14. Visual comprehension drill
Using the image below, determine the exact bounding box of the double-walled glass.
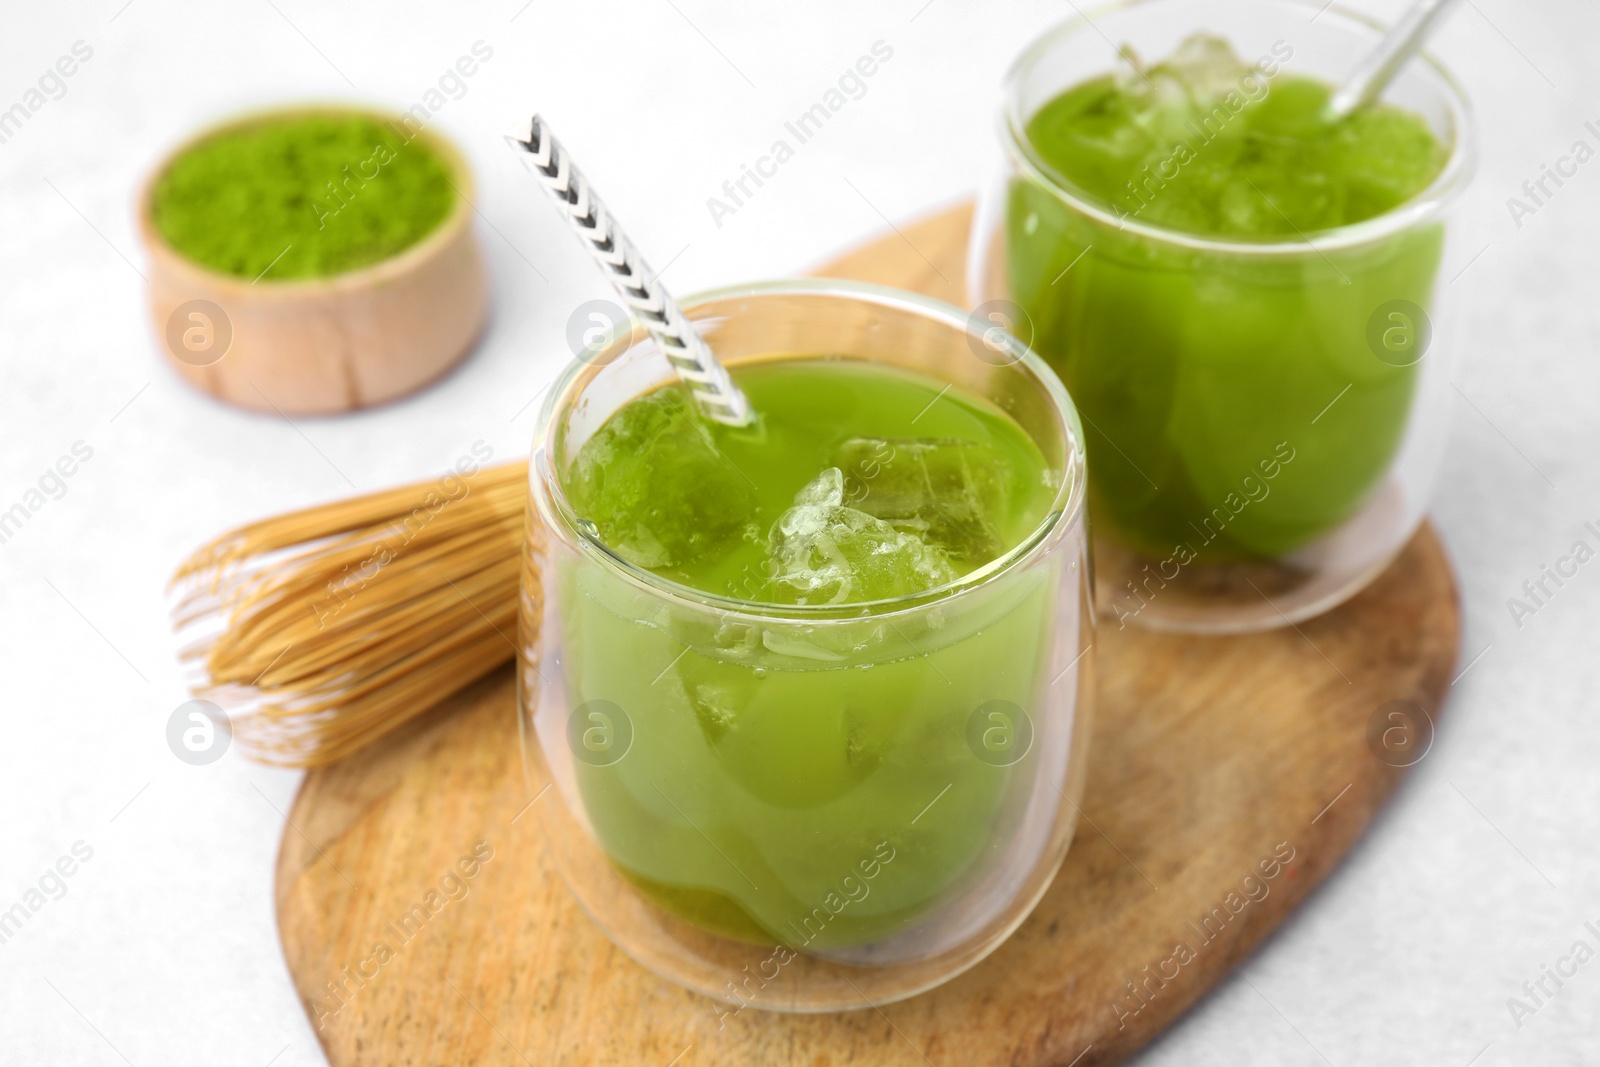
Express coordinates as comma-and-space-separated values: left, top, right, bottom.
517, 281, 1093, 1012
970, 0, 1477, 632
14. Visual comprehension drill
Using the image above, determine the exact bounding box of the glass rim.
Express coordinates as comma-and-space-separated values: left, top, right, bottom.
532, 277, 1087, 622
999, 0, 1479, 255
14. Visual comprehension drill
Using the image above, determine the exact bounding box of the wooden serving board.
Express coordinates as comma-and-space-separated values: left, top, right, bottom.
275, 203, 1460, 1066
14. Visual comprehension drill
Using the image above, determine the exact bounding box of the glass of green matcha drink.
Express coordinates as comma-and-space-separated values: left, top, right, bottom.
970, 0, 1476, 631
517, 281, 1092, 1011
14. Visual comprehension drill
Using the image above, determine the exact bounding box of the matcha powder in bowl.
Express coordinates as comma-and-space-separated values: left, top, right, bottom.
151, 111, 456, 281
139, 106, 488, 415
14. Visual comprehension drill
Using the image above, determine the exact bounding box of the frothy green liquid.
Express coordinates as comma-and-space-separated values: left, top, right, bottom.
1006, 39, 1448, 561
551, 359, 1066, 949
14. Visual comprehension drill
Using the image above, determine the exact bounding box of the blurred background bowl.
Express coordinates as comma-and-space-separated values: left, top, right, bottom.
136, 104, 490, 416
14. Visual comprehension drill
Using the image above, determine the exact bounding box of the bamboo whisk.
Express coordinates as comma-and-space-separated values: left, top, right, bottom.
170, 460, 530, 767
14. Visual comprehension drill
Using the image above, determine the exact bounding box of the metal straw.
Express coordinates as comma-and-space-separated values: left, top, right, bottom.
505, 115, 753, 427
1324, 0, 1463, 122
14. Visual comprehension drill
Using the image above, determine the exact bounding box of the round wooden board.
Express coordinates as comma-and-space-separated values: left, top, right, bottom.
275, 202, 1460, 1066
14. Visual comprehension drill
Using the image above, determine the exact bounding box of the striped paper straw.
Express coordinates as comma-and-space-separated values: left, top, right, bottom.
506, 114, 753, 427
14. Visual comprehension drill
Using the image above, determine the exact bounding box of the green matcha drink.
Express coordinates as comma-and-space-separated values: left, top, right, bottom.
1002, 36, 1449, 563
546, 357, 1065, 952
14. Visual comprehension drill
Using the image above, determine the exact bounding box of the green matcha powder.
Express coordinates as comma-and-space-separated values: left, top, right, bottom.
151, 112, 455, 281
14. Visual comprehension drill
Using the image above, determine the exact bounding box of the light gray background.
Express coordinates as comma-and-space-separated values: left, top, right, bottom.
0, 0, 1593, 1063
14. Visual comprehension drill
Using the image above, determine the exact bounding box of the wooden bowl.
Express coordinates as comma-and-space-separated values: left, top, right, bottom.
138, 106, 490, 416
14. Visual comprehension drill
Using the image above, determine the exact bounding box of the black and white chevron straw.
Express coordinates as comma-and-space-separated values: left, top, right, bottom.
505, 114, 753, 427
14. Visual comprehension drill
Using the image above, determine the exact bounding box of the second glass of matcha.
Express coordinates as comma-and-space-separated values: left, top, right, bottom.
971, 0, 1476, 631
518, 282, 1093, 1011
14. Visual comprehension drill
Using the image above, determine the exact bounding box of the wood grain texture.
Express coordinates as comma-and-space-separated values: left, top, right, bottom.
276, 202, 1460, 1066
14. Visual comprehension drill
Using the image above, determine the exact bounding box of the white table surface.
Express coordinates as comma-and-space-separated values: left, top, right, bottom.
1, 0, 1595, 1063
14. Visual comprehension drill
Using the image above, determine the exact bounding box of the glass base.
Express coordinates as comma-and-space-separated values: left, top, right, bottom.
1093, 479, 1415, 634
518, 644, 1095, 1014
518, 588, 1094, 1017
